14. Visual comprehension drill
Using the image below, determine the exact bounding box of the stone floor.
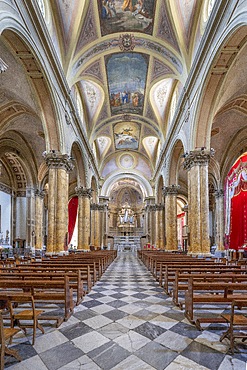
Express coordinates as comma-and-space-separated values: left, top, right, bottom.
4, 251, 247, 370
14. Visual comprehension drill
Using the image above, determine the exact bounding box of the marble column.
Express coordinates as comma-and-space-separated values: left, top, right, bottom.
145, 197, 156, 245
214, 189, 224, 251
76, 187, 92, 250
163, 185, 180, 251
45, 152, 74, 254
150, 205, 156, 246
144, 205, 150, 243
156, 204, 165, 249
184, 149, 214, 255
26, 187, 36, 248
35, 190, 45, 250
91, 204, 100, 248
99, 196, 109, 247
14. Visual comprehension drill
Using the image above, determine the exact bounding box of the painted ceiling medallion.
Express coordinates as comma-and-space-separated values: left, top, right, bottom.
119, 154, 135, 169
119, 34, 135, 51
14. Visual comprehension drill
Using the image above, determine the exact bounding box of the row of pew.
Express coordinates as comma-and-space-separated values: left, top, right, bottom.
0, 250, 117, 368
138, 249, 247, 353
0, 250, 117, 326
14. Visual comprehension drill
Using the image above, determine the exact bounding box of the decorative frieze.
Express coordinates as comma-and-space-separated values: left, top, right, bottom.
16, 191, 26, 197
0, 183, 12, 194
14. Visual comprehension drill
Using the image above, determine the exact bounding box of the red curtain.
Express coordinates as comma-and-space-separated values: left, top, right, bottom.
226, 153, 247, 250
68, 197, 78, 246
229, 191, 247, 249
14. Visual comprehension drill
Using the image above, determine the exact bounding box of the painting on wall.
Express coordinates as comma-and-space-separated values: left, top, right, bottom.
98, 0, 156, 35
106, 52, 149, 116
114, 121, 140, 150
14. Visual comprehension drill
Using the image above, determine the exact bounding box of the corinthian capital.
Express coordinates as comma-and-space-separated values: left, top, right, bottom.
35, 189, 45, 199
163, 185, 180, 196
75, 186, 93, 198
214, 189, 224, 198
45, 151, 74, 172
183, 148, 215, 170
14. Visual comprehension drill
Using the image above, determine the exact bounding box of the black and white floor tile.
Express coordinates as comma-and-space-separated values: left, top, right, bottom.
4, 252, 247, 370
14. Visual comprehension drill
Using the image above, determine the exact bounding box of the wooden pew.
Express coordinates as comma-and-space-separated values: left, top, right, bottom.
0, 270, 84, 305
0, 265, 92, 294
0, 276, 74, 326
184, 277, 247, 328
220, 299, 247, 354
173, 271, 247, 307
163, 264, 244, 294
29, 261, 97, 287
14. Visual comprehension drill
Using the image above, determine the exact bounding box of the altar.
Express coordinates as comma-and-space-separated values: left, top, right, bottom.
117, 204, 136, 234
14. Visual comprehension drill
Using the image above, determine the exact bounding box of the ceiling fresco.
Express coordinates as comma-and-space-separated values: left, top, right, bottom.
98, 0, 156, 36
106, 52, 149, 116
113, 121, 140, 150
40, 0, 212, 196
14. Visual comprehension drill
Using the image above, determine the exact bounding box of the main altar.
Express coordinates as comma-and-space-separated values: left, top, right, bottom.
117, 204, 136, 234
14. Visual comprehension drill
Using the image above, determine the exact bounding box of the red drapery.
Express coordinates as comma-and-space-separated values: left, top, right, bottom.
68, 197, 78, 246
225, 153, 247, 250
229, 190, 247, 249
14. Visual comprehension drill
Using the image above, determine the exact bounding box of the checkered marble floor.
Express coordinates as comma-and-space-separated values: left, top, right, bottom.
5, 251, 247, 370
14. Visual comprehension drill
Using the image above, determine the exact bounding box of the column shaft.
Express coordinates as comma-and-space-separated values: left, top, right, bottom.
45, 151, 74, 254
214, 190, 224, 250
200, 164, 210, 253
35, 191, 44, 250
55, 168, 69, 253
76, 188, 92, 250
94, 207, 100, 248
184, 149, 214, 255
47, 168, 56, 253
165, 194, 178, 250
189, 165, 202, 253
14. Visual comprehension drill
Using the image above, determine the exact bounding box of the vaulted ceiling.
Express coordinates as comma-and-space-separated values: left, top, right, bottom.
38, 0, 214, 188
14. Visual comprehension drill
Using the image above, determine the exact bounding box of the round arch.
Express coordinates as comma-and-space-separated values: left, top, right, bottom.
101, 172, 153, 198
0, 25, 64, 152
193, 25, 247, 150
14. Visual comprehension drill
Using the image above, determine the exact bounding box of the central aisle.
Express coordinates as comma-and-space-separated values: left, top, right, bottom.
7, 252, 245, 370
